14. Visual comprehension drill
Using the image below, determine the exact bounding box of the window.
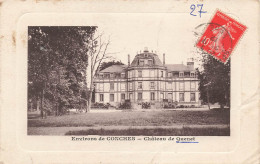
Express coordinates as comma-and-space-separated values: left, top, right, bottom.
115, 73, 120, 78
129, 83, 133, 90
99, 74, 104, 78
161, 93, 164, 100
161, 71, 164, 77
121, 83, 126, 91
179, 72, 184, 77
191, 82, 196, 90
138, 82, 142, 89
121, 93, 125, 101
121, 73, 125, 78
167, 82, 172, 90
129, 93, 133, 100
110, 73, 114, 78
168, 72, 172, 77
168, 93, 173, 100
190, 72, 195, 77
110, 83, 114, 90
179, 93, 184, 102
100, 94, 104, 102
139, 60, 144, 66
138, 93, 142, 100
148, 60, 153, 65
179, 82, 184, 91
110, 94, 114, 102
128, 71, 132, 78
151, 92, 155, 100
160, 82, 164, 89
99, 83, 104, 91
190, 93, 195, 101
104, 73, 110, 78
138, 70, 142, 77
144, 59, 148, 65
150, 82, 155, 89
150, 70, 155, 77
184, 72, 190, 77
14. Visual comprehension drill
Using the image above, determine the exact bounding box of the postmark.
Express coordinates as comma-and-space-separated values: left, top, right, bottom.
196, 10, 247, 63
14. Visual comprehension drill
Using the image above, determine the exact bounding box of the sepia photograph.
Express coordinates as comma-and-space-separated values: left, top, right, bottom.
27, 23, 230, 136
1, 0, 259, 163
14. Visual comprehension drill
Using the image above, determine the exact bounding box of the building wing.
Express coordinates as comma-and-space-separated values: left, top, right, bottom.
99, 64, 127, 73
165, 64, 194, 72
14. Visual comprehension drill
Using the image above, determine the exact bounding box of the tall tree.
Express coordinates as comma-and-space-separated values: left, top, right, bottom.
28, 26, 97, 116
197, 53, 230, 109
86, 33, 111, 112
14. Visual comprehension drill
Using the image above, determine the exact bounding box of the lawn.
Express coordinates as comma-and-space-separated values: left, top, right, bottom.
65, 127, 230, 136
28, 109, 230, 127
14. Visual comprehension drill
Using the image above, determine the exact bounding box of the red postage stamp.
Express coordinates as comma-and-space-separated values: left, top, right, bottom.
196, 10, 247, 63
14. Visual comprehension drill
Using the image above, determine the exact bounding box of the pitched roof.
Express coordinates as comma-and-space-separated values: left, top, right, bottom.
130, 53, 163, 67
100, 64, 127, 73
165, 64, 194, 72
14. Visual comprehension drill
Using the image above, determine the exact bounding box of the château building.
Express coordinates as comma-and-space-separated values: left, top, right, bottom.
93, 48, 200, 109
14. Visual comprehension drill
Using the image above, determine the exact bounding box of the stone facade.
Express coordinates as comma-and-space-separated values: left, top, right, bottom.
94, 48, 200, 109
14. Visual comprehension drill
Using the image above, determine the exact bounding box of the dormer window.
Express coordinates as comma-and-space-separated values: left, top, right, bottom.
144, 59, 148, 65
139, 60, 144, 66
148, 60, 153, 66
110, 73, 115, 78
104, 73, 110, 78
179, 72, 184, 77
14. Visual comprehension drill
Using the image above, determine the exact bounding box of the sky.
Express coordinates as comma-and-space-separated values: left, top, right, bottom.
94, 13, 209, 66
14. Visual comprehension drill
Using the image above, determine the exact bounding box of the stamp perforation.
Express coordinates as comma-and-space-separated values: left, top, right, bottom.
196, 9, 247, 64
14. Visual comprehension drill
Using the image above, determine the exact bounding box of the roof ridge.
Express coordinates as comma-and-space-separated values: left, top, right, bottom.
100, 64, 127, 73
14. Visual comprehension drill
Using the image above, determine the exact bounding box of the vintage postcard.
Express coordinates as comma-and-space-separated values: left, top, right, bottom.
0, 0, 259, 163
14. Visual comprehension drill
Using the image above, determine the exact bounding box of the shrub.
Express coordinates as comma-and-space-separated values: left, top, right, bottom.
91, 102, 109, 109
163, 101, 178, 109
118, 101, 131, 109
142, 102, 151, 109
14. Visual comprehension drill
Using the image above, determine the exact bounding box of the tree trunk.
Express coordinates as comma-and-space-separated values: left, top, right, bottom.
225, 90, 230, 108
55, 85, 58, 116
86, 72, 94, 112
29, 99, 33, 111
36, 96, 40, 111
41, 82, 47, 119
55, 99, 58, 116
220, 104, 224, 110
86, 86, 93, 113
207, 86, 210, 110
40, 89, 44, 119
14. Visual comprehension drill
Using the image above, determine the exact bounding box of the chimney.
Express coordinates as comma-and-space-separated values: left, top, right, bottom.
187, 58, 194, 69
144, 47, 149, 52
128, 54, 130, 66
163, 53, 165, 65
